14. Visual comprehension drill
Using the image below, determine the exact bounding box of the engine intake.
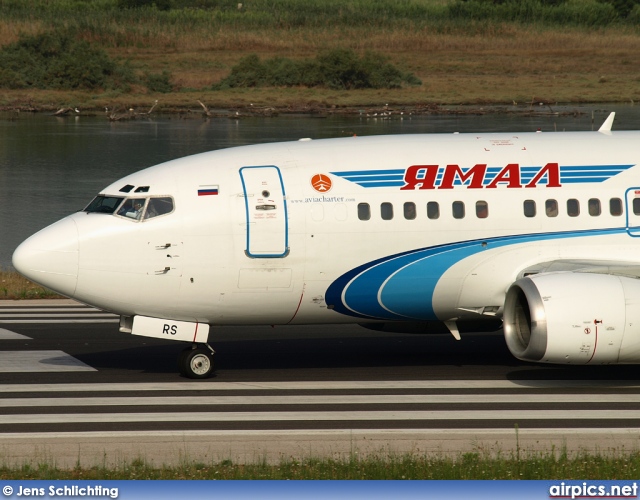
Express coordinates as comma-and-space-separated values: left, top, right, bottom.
503, 272, 640, 364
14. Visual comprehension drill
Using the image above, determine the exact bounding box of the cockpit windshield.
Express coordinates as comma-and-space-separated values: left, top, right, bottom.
84, 196, 124, 214
84, 195, 174, 221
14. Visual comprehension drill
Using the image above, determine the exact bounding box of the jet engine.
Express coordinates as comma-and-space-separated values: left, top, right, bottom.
503, 272, 640, 364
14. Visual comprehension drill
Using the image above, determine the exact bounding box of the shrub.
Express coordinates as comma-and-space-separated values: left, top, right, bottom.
315, 49, 371, 90
144, 70, 174, 92
598, 0, 640, 18
0, 30, 136, 90
215, 49, 421, 90
219, 54, 267, 88
117, 0, 174, 10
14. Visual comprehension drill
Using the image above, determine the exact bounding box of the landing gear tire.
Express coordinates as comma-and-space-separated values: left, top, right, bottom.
179, 345, 214, 379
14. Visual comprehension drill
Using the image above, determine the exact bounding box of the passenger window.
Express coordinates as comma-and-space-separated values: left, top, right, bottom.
634, 198, 640, 216
452, 201, 465, 219
545, 199, 558, 218
117, 198, 146, 220
610, 198, 623, 216
334, 203, 348, 222
567, 199, 580, 217
588, 198, 601, 216
427, 202, 439, 220
358, 203, 371, 221
476, 201, 488, 219
145, 197, 174, 220
523, 200, 536, 218
381, 202, 393, 220
404, 202, 416, 220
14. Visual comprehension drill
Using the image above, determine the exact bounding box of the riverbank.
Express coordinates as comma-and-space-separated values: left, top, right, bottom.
1, 25, 639, 114
1, 87, 634, 119
0, 94, 595, 119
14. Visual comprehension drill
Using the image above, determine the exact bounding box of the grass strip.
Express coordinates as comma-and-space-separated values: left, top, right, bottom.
0, 268, 61, 300
2, 449, 640, 479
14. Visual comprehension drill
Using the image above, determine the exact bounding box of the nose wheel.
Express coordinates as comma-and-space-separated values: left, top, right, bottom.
179, 343, 215, 379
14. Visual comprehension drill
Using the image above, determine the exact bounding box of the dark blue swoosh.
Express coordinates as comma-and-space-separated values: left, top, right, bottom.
325, 227, 625, 321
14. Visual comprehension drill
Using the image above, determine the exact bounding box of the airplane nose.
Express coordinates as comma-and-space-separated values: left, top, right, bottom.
12, 217, 79, 298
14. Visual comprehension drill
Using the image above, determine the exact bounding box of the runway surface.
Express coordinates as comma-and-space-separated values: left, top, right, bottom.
1, 300, 640, 466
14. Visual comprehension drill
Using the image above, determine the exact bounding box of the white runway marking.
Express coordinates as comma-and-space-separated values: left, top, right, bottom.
0, 427, 637, 440
0, 308, 109, 313
0, 379, 639, 392
2, 409, 639, 424
0, 393, 639, 407
0, 303, 118, 324
0, 328, 31, 340
0, 351, 96, 372
1, 314, 116, 318
0, 325, 94, 372
0, 319, 119, 324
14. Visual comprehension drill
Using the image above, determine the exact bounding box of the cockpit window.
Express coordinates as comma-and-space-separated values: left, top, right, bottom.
84, 195, 124, 214
117, 198, 147, 220
145, 197, 174, 219
113, 196, 175, 221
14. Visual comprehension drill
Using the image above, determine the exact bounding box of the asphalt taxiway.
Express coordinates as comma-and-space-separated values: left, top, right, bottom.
1, 300, 639, 466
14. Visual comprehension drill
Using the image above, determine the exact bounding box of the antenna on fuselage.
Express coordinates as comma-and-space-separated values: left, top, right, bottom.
598, 112, 615, 133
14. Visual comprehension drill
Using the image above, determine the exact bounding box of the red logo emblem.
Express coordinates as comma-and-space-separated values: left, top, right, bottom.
311, 174, 332, 193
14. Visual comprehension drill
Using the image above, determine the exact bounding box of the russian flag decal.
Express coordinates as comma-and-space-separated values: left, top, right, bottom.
198, 185, 219, 196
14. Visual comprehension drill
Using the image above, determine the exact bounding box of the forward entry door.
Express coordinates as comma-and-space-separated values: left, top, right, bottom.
239, 165, 289, 258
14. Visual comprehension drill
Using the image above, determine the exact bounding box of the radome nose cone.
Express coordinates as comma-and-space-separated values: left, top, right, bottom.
12, 217, 79, 297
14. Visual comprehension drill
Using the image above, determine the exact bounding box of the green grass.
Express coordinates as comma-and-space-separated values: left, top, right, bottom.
0, 0, 637, 52
1, 1, 639, 116
3, 450, 640, 479
0, 268, 62, 300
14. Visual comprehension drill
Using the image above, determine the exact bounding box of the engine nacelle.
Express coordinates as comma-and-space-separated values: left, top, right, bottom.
503, 272, 640, 364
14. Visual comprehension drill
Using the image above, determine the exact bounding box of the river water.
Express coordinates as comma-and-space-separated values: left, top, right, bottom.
1, 103, 639, 269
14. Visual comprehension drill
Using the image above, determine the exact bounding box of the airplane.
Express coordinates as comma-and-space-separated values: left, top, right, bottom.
12, 112, 640, 378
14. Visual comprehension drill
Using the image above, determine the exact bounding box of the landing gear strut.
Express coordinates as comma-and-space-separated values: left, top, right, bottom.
179, 343, 215, 379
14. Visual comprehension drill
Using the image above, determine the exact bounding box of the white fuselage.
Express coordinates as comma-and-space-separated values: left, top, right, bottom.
13, 131, 640, 334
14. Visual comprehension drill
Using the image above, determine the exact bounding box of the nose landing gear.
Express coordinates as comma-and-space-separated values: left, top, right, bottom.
179, 343, 215, 379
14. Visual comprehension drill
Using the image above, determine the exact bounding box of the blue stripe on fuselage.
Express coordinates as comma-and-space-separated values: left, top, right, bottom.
325, 227, 625, 321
